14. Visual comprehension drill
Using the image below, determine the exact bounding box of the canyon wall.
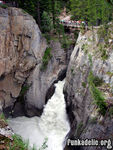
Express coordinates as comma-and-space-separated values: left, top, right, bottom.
0, 7, 72, 117
64, 24, 113, 150
0, 7, 46, 113
25, 40, 69, 116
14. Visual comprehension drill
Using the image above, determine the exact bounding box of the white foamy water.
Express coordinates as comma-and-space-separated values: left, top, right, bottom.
8, 80, 70, 150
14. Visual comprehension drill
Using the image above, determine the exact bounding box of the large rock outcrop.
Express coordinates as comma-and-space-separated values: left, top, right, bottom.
0, 7, 46, 113
0, 7, 72, 117
25, 40, 69, 116
64, 24, 113, 150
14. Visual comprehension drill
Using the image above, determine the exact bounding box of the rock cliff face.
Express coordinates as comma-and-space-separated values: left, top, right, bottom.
25, 40, 68, 116
64, 25, 113, 150
0, 7, 46, 113
0, 7, 72, 117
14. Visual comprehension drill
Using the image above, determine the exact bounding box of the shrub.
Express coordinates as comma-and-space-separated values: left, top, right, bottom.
74, 31, 79, 41
20, 84, 30, 96
0, 113, 6, 121
9, 135, 29, 150
41, 47, 52, 71
99, 45, 108, 60
88, 71, 107, 115
61, 39, 73, 50
82, 82, 86, 88
41, 11, 53, 33
0, 4, 8, 9
92, 76, 103, 87
9, 134, 48, 150
42, 34, 50, 43
81, 44, 88, 54
80, 23, 85, 34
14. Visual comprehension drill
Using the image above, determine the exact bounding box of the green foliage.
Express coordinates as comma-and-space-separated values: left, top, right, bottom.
70, 0, 88, 20
110, 0, 113, 4
7, 133, 48, 150
98, 45, 108, 60
74, 31, 79, 41
0, 4, 8, 9
41, 47, 52, 71
81, 44, 88, 54
61, 39, 73, 50
101, 50, 108, 60
87, 0, 97, 26
88, 37, 93, 42
70, 0, 113, 25
92, 76, 103, 87
18, 84, 31, 104
101, 49, 108, 60
17, 0, 66, 32
20, 84, 30, 96
80, 23, 86, 34
41, 11, 53, 33
9, 134, 29, 150
97, 25, 107, 39
88, 71, 107, 115
0, 113, 6, 121
57, 24, 67, 49
82, 82, 86, 88
17, 0, 37, 18
42, 34, 51, 44
0, 113, 8, 124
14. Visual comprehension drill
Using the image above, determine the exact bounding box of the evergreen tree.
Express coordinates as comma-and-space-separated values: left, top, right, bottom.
41, 11, 53, 32
70, 0, 113, 25
70, 0, 87, 20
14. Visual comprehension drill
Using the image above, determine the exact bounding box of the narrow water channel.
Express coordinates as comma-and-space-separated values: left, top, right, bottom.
8, 80, 70, 150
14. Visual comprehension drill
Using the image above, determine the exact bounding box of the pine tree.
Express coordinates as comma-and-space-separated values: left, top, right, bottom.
70, 0, 113, 25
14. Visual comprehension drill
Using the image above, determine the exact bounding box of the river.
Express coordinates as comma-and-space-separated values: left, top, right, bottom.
8, 80, 70, 150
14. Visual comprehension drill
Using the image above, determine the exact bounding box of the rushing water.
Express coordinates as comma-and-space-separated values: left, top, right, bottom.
8, 80, 70, 150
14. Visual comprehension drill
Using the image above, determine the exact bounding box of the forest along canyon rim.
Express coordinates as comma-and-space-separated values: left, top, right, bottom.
8, 80, 70, 150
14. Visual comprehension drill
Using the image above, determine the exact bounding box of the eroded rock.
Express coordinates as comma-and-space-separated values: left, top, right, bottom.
64, 25, 113, 149
0, 7, 46, 113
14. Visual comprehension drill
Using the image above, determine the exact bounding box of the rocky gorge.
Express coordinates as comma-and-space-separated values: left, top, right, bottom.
0, 7, 73, 118
64, 24, 113, 149
0, 6, 113, 150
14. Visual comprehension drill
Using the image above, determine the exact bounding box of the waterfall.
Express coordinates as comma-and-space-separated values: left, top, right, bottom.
8, 80, 70, 150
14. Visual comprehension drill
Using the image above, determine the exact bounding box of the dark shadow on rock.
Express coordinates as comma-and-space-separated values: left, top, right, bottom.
25, 103, 43, 117
45, 68, 67, 104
